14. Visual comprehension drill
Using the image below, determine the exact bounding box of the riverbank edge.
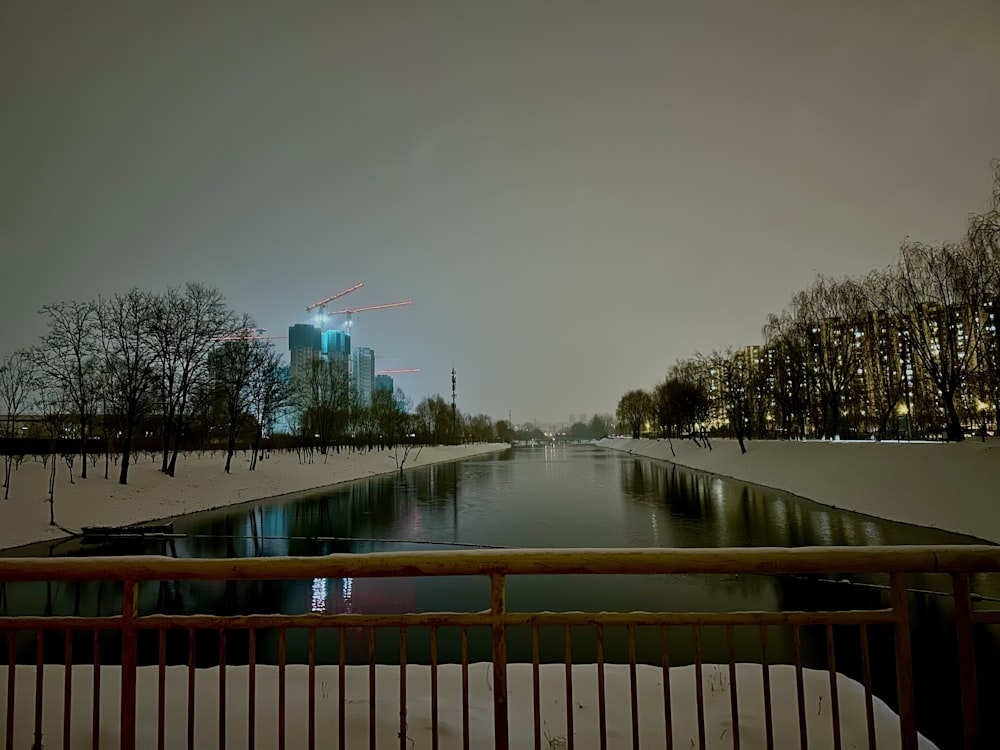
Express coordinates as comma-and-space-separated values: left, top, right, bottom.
0, 444, 510, 552
598, 437, 1000, 545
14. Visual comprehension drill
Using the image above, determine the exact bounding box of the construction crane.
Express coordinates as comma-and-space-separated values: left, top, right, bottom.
211, 328, 287, 343
375, 368, 420, 375
327, 300, 412, 336
304, 283, 365, 320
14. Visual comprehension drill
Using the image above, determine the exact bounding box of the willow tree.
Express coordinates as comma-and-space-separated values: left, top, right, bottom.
872, 241, 990, 441
765, 276, 866, 439
967, 160, 1000, 431
617, 389, 652, 439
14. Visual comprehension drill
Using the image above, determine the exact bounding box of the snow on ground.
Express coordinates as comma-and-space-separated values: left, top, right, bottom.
0, 444, 507, 551
600, 437, 1000, 545
0, 662, 936, 749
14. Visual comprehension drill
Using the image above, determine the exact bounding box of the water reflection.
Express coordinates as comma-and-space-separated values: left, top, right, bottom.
615, 457, 978, 548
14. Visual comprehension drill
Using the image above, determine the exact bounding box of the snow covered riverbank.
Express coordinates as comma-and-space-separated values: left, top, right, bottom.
1, 662, 936, 749
0, 444, 508, 551
600, 437, 1000, 544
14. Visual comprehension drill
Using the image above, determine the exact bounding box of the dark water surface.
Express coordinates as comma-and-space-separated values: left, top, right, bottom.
4, 444, 998, 746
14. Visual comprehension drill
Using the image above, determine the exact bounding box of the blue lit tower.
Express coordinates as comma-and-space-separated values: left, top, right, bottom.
288, 323, 321, 382
352, 347, 375, 407
322, 329, 350, 379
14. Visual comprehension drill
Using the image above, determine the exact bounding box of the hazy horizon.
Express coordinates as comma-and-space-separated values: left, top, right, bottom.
2, 1, 999, 423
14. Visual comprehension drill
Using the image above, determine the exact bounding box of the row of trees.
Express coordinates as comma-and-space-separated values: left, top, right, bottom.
0, 284, 287, 495
289, 362, 504, 454
618, 160, 1000, 445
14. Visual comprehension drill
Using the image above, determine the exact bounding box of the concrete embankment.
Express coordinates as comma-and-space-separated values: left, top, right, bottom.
599, 437, 1000, 544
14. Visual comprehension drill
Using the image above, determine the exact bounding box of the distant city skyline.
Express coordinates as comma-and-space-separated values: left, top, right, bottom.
2, 2, 999, 422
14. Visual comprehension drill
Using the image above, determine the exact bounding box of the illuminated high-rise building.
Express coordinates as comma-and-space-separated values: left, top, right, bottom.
352, 347, 375, 407
374, 374, 394, 394
288, 323, 321, 381
321, 329, 351, 380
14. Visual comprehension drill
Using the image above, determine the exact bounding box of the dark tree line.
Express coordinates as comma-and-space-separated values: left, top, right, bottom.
1, 283, 286, 493
618, 160, 1000, 444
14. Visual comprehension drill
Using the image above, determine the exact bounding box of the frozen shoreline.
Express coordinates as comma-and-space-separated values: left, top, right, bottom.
0, 444, 508, 551
0, 662, 936, 749
599, 437, 1000, 544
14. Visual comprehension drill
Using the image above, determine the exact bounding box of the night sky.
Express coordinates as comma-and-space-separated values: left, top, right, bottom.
2, 1, 999, 424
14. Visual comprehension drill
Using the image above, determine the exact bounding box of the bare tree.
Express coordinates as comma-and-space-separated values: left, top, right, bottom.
150, 284, 235, 477
765, 276, 866, 438
872, 241, 990, 441
292, 355, 351, 457
35, 382, 69, 524
207, 322, 257, 474
858, 275, 912, 439
36, 300, 100, 479
967, 160, 1000, 432
702, 348, 760, 454
246, 344, 288, 471
415, 395, 452, 443
98, 289, 157, 484
0, 350, 39, 499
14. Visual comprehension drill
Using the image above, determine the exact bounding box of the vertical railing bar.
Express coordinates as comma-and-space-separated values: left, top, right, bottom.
793, 624, 807, 750
308, 628, 316, 750
430, 626, 439, 750
726, 624, 740, 750
531, 625, 541, 750
460, 627, 470, 750
120, 579, 138, 750
951, 572, 979, 748
859, 625, 876, 750
157, 629, 166, 750
759, 625, 773, 750
890, 572, 917, 750
490, 573, 509, 750
628, 623, 639, 750
248, 629, 257, 750
369, 627, 377, 750
564, 624, 574, 750
63, 630, 73, 750
277, 627, 286, 750
826, 624, 842, 750
187, 628, 196, 750
596, 624, 607, 750
32, 629, 42, 750
660, 625, 672, 750
694, 624, 705, 750
6, 631, 15, 750
92, 629, 101, 750
338, 628, 346, 750
399, 627, 407, 750
218, 628, 227, 750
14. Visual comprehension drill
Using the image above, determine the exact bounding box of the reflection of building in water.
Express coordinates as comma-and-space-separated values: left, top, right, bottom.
310, 578, 327, 612
308, 576, 413, 615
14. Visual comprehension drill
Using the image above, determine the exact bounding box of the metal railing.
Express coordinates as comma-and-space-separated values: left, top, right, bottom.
0, 545, 999, 749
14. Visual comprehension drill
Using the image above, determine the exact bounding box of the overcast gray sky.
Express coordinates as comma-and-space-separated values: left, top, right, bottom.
2, 1, 999, 425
